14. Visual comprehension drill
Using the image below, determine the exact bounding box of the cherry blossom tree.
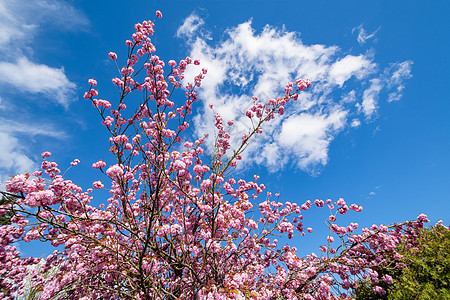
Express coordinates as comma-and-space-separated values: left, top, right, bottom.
0, 11, 434, 300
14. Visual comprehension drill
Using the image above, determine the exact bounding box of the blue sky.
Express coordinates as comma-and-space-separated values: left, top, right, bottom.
0, 0, 449, 257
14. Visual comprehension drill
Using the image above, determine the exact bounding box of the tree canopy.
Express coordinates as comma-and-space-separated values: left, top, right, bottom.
354, 224, 450, 300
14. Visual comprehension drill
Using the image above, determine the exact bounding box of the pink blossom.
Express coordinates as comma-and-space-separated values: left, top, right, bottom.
305, 266, 317, 277
108, 52, 117, 60
200, 179, 212, 192
106, 165, 124, 178
41, 151, 51, 158
92, 160, 106, 169
296, 79, 311, 91
417, 213, 429, 222
373, 286, 386, 295
25, 190, 55, 207
193, 165, 204, 175
93, 181, 104, 189
382, 274, 393, 284
5, 174, 34, 194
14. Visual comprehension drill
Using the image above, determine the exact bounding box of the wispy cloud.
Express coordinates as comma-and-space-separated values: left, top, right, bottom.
359, 78, 383, 118
0, 0, 86, 107
0, 118, 67, 139
176, 17, 412, 174
176, 12, 207, 39
386, 61, 413, 102
328, 55, 375, 87
0, 96, 5, 110
357, 61, 413, 118
0, 0, 87, 181
351, 118, 361, 128
0, 0, 88, 46
352, 24, 381, 45
0, 120, 66, 189
0, 57, 76, 108
0, 130, 36, 191
367, 185, 381, 198
0, 132, 36, 176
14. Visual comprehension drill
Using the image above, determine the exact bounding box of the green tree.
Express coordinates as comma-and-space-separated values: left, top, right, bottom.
354, 224, 450, 300
0, 193, 16, 295
0, 192, 17, 225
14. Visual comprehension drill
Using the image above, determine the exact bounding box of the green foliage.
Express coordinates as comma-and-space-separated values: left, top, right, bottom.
388, 225, 450, 299
0, 192, 16, 226
0, 194, 14, 295
353, 224, 450, 300
353, 279, 385, 300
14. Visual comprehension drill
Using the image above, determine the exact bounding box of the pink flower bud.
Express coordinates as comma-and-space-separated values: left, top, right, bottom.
41, 151, 51, 158
108, 52, 117, 60
92, 160, 106, 169
93, 181, 104, 189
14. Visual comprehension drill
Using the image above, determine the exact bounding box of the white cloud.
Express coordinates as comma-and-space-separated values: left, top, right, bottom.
176, 12, 206, 38
0, 57, 76, 108
278, 110, 347, 171
351, 118, 361, 128
372, 125, 381, 136
0, 0, 88, 52
0, 132, 36, 175
0, 1, 30, 47
328, 55, 375, 87
0, 118, 67, 139
0, 96, 5, 110
352, 25, 380, 44
340, 90, 357, 103
31, 1, 89, 30
359, 79, 383, 118
0, 0, 84, 107
357, 61, 413, 117
0, 131, 38, 190
367, 185, 381, 197
177, 16, 413, 174
0, 119, 66, 188
386, 61, 413, 102
0, 0, 85, 186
